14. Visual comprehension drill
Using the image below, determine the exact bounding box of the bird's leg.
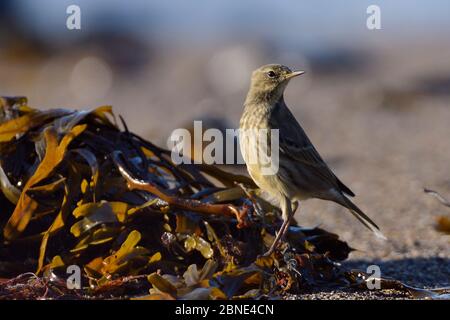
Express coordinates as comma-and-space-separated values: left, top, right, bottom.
261, 196, 293, 256
280, 200, 299, 240
278, 200, 298, 237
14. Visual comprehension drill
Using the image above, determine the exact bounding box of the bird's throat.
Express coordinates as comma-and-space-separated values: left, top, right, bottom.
245, 86, 285, 107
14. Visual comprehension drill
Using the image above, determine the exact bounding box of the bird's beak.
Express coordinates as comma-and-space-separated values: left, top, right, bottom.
285, 70, 305, 79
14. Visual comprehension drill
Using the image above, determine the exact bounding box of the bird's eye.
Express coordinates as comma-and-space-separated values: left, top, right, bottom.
267, 71, 277, 78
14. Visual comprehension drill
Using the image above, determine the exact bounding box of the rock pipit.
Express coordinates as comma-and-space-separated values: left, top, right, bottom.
239, 64, 385, 256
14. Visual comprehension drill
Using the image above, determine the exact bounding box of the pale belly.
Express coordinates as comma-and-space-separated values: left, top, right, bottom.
244, 162, 311, 202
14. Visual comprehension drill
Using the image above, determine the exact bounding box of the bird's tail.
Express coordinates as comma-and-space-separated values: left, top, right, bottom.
335, 195, 387, 240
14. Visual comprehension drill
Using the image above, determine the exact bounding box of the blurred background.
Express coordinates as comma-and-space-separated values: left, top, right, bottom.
1, 0, 449, 286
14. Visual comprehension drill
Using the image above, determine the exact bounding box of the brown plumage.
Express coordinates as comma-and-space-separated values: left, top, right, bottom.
239, 64, 385, 256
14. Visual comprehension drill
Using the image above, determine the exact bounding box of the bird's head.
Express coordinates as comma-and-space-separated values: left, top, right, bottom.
246, 64, 305, 103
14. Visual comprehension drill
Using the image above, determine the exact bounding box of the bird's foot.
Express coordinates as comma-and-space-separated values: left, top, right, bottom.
258, 231, 284, 258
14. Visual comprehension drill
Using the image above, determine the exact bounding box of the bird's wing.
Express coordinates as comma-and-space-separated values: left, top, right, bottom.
269, 101, 355, 196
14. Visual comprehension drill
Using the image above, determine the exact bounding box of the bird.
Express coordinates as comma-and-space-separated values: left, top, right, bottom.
239, 64, 385, 256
